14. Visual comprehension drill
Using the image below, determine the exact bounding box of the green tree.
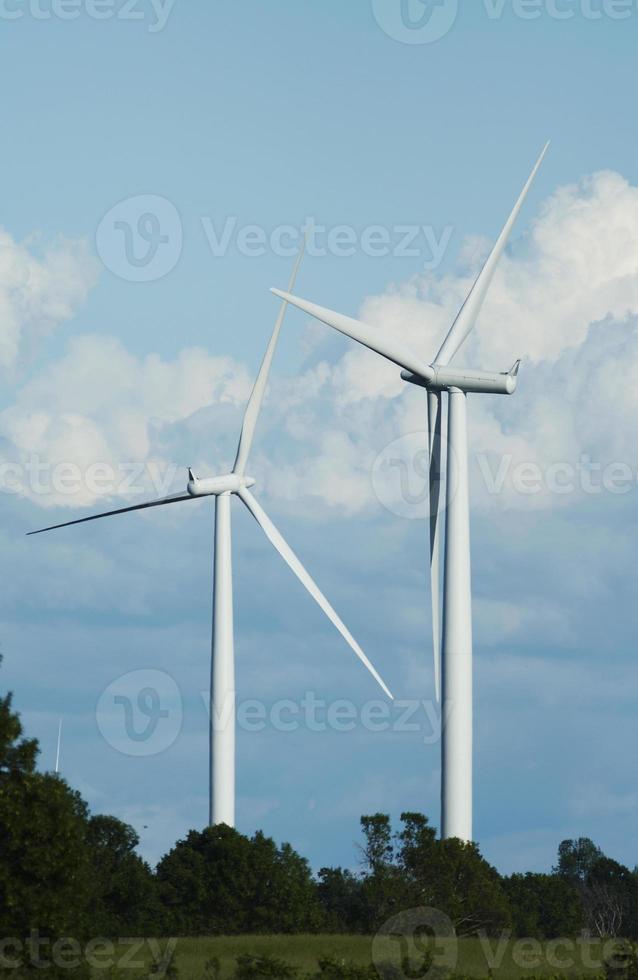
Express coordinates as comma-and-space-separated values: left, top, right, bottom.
0, 672, 92, 976
157, 824, 321, 935
316, 867, 364, 933
358, 815, 409, 930
555, 838, 603, 884
0, 686, 38, 778
503, 872, 583, 937
585, 857, 638, 938
394, 813, 511, 936
86, 814, 162, 936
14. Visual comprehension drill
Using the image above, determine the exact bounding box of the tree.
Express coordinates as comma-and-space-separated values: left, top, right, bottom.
316, 868, 365, 933
0, 673, 93, 977
584, 857, 638, 938
86, 814, 162, 936
0, 685, 38, 779
156, 825, 321, 935
360, 815, 393, 873
555, 838, 603, 884
0, 665, 165, 974
357, 815, 410, 930
503, 873, 583, 938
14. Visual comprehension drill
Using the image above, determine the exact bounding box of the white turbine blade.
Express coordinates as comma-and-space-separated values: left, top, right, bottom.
27, 492, 197, 535
55, 718, 62, 774
435, 142, 549, 367
234, 240, 306, 476
427, 390, 442, 703
238, 487, 393, 699
271, 288, 434, 382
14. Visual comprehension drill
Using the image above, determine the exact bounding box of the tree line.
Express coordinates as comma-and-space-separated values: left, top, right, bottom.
2, 671, 638, 977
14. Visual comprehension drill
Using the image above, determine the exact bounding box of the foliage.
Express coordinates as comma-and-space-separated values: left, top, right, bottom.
556, 838, 604, 884
555, 839, 638, 939
355, 811, 511, 936
156, 825, 322, 935
234, 953, 297, 979
87, 814, 163, 937
4, 662, 638, 952
503, 872, 584, 938
316, 867, 364, 933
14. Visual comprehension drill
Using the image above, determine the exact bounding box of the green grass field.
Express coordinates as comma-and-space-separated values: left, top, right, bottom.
91, 934, 628, 978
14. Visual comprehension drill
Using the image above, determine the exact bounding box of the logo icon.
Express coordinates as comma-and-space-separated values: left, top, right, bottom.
371, 0, 459, 44
96, 669, 183, 757
372, 907, 458, 979
372, 431, 454, 521
96, 194, 183, 282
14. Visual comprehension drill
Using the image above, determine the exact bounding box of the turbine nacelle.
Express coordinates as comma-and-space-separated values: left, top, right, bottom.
401, 360, 521, 395
187, 470, 256, 497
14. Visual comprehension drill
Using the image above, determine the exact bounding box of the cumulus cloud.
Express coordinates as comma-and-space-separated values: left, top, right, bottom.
4, 169, 638, 521
0, 336, 252, 507
0, 228, 98, 375
257, 169, 638, 515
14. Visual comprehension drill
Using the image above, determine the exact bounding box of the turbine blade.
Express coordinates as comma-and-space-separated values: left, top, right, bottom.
435, 142, 549, 367
234, 241, 306, 476
270, 289, 434, 382
238, 487, 393, 699
55, 718, 62, 775
427, 390, 442, 703
27, 492, 197, 536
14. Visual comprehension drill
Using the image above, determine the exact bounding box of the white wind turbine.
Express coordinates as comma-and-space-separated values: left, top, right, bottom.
271, 145, 548, 843
29, 245, 392, 829
55, 717, 62, 774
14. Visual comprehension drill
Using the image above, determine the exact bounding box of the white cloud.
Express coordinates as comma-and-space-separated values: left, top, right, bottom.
257, 169, 638, 515
0, 228, 98, 375
0, 335, 252, 507
5, 169, 638, 522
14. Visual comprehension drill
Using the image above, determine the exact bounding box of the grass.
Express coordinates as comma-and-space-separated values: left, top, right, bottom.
90, 934, 632, 978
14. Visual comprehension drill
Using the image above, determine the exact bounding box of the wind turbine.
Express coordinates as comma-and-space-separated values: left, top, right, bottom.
29, 244, 392, 829
271, 145, 548, 843
55, 717, 62, 774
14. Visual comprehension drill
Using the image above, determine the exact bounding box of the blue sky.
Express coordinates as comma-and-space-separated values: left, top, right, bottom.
2, 0, 638, 875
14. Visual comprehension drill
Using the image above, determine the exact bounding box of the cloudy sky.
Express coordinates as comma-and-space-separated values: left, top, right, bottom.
1, 1, 638, 875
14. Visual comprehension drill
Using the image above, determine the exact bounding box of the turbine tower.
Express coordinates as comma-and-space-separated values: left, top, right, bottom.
55, 717, 62, 775
270, 145, 548, 842
29, 244, 392, 828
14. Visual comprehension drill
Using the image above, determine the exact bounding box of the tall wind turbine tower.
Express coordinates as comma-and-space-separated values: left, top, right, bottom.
55, 718, 62, 775
271, 145, 548, 842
